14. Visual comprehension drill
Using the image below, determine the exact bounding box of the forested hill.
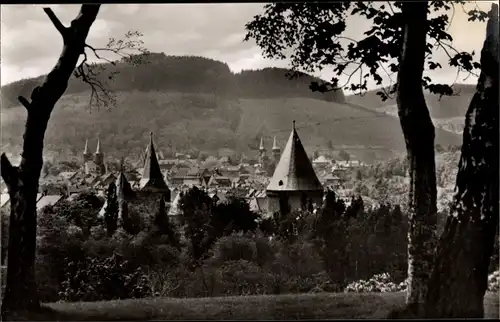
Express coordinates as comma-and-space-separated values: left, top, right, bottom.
1, 53, 465, 162
0, 53, 345, 108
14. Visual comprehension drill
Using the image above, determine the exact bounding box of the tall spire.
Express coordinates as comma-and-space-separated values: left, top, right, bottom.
259, 137, 265, 151
119, 156, 125, 172
93, 134, 105, 175
95, 134, 102, 154
266, 122, 322, 192
272, 136, 280, 151
140, 132, 169, 192
116, 157, 134, 201
84, 139, 89, 154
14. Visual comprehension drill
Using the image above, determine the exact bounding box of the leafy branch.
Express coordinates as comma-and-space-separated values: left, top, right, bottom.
244, 1, 487, 102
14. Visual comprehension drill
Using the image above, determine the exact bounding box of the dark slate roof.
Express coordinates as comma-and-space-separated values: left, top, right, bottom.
266, 123, 323, 192
140, 132, 169, 192
116, 171, 135, 200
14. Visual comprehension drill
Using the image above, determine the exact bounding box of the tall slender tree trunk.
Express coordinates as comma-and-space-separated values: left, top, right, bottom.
0, 5, 100, 316
424, 4, 499, 318
396, 1, 438, 312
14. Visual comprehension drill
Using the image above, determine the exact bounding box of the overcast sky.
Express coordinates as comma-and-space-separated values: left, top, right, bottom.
0, 2, 495, 90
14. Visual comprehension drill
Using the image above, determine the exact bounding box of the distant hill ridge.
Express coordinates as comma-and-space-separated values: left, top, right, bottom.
1, 53, 470, 162
0, 53, 346, 108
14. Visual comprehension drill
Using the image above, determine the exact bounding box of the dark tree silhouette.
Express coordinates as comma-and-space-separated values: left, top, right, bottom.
0, 5, 147, 315
104, 182, 119, 237
244, 1, 486, 313
178, 187, 214, 263
154, 196, 180, 249
424, 4, 499, 318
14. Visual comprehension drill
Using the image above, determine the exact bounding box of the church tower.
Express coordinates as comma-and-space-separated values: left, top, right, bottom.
94, 135, 106, 176
272, 136, 281, 163
266, 121, 323, 218
83, 139, 92, 163
139, 132, 170, 200
259, 137, 266, 166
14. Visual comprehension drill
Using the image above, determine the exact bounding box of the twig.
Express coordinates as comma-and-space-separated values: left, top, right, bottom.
85, 44, 119, 64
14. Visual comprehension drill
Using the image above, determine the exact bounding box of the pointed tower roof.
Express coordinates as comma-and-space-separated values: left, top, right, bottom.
139, 132, 169, 192
259, 137, 265, 151
84, 139, 90, 155
266, 121, 323, 192
272, 136, 280, 151
95, 135, 102, 154
116, 159, 134, 201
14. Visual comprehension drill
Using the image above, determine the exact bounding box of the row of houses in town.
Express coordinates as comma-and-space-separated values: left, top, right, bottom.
0, 192, 65, 213
1, 123, 367, 225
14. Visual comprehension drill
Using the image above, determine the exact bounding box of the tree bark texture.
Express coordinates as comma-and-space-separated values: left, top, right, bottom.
396, 1, 438, 311
424, 4, 499, 318
1, 5, 100, 315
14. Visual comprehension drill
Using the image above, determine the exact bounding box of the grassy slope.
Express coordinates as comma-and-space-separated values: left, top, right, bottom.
345, 84, 476, 119
1, 90, 462, 162
8, 292, 499, 321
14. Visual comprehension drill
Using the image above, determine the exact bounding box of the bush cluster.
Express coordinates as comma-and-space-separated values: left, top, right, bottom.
9, 187, 494, 303
344, 273, 408, 293
28, 188, 414, 302
488, 270, 499, 292
59, 254, 151, 302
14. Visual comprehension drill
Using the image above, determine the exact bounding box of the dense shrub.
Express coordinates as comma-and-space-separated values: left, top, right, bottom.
344, 273, 408, 293
488, 270, 499, 292
217, 260, 272, 296
28, 186, 420, 302
211, 234, 258, 263
59, 253, 151, 302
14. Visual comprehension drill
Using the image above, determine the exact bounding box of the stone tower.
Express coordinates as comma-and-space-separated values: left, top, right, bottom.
94, 135, 106, 176
139, 132, 170, 199
266, 120, 323, 218
272, 136, 281, 163
259, 137, 266, 166
83, 139, 92, 163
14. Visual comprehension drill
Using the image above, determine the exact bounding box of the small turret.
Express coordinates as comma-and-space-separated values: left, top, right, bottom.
272, 136, 281, 163
259, 137, 266, 152
94, 134, 105, 175
259, 137, 267, 166
83, 139, 92, 163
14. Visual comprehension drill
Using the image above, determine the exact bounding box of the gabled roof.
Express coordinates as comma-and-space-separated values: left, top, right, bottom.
187, 167, 206, 177
313, 155, 329, 164
60, 171, 77, 180
266, 122, 323, 192
140, 132, 169, 192
1, 194, 10, 208
36, 195, 63, 211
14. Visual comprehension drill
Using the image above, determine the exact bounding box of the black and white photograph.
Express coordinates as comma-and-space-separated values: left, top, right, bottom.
0, 1, 498, 320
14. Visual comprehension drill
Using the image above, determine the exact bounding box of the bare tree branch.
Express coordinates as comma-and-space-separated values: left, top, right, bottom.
85, 44, 119, 64
17, 96, 32, 112
0, 153, 16, 190
42, 8, 68, 40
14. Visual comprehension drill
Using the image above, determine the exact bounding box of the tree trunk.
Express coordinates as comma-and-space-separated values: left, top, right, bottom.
424, 4, 499, 318
0, 5, 100, 316
396, 1, 438, 312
